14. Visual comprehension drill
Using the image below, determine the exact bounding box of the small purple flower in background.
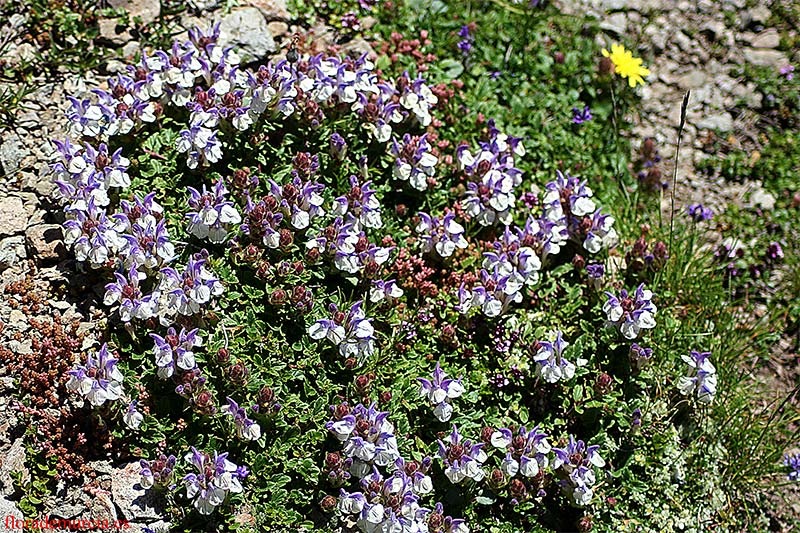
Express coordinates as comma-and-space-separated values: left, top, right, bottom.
677, 350, 717, 404
418, 363, 465, 422
491, 426, 551, 478
150, 327, 202, 379
341, 11, 361, 30
533, 330, 576, 383
784, 451, 800, 481
65, 343, 124, 407
629, 343, 653, 371
687, 203, 713, 222
139, 453, 177, 489
457, 25, 473, 57
308, 301, 376, 364
221, 397, 262, 441
765, 242, 784, 263
183, 447, 247, 515
186, 180, 242, 243
416, 212, 468, 258
552, 436, 605, 507
780, 65, 795, 81
330, 132, 348, 161
437, 425, 487, 484
631, 407, 642, 428
124, 401, 144, 429
427, 502, 469, 533
572, 105, 592, 124
603, 283, 657, 339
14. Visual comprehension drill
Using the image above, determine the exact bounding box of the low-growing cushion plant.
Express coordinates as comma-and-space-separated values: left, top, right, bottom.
9, 1, 798, 532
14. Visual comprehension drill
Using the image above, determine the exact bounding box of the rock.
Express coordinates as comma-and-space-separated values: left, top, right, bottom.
750, 29, 780, 49
743, 48, 786, 67
267, 21, 289, 38
107, 0, 161, 25
0, 236, 25, 271
122, 40, 141, 59
341, 38, 376, 59
0, 497, 23, 526
98, 18, 133, 45
23, 166, 56, 197
742, 6, 770, 29
695, 112, 733, 132
111, 462, 167, 522
250, 0, 289, 20
0, 439, 28, 496
599, 13, 627, 36
749, 188, 776, 210
105, 59, 128, 74
25, 224, 66, 261
90, 492, 118, 522
0, 197, 28, 237
676, 69, 707, 89
218, 8, 277, 63
0, 135, 30, 176
8, 310, 27, 331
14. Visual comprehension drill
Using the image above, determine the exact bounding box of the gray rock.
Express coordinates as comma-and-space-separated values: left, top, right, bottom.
111, 462, 168, 522
0, 438, 28, 496
218, 8, 277, 63
599, 13, 627, 36
267, 21, 289, 39
676, 69, 707, 90
743, 48, 786, 67
749, 188, 776, 210
98, 18, 133, 45
0, 497, 23, 526
108, 0, 161, 25
750, 29, 780, 49
0, 236, 25, 271
23, 166, 56, 198
106, 59, 128, 74
25, 224, 66, 262
250, 0, 290, 20
341, 38, 376, 59
122, 40, 141, 59
0, 197, 28, 237
743, 6, 770, 28
0, 135, 30, 176
90, 492, 118, 522
695, 112, 733, 132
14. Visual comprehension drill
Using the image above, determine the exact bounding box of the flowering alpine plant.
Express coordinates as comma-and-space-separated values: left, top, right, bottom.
552, 436, 605, 507
332, 175, 383, 230
784, 451, 800, 481
158, 253, 224, 317
687, 203, 713, 222
337, 468, 430, 533
308, 301, 376, 363
369, 279, 404, 304
139, 453, 177, 489
437, 425, 487, 484
482, 225, 542, 288
603, 283, 657, 339
103, 265, 158, 322
392, 133, 439, 191
325, 402, 400, 478
416, 212, 468, 258
267, 173, 326, 230
62, 197, 122, 268
391, 457, 434, 495
183, 447, 248, 515
150, 327, 202, 379
123, 401, 144, 429
572, 105, 592, 124
117, 213, 176, 270
417, 362, 465, 422
221, 397, 262, 441
185, 180, 242, 243
677, 350, 718, 404
491, 425, 552, 479
65, 343, 124, 407
533, 330, 576, 383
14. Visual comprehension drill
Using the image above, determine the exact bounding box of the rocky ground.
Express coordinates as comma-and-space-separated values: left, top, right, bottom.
0, 0, 797, 529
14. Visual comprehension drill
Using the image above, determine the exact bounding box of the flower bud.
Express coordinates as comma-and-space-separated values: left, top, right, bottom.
594, 372, 613, 396
379, 390, 392, 403
320, 495, 337, 512
216, 348, 230, 364
269, 289, 287, 306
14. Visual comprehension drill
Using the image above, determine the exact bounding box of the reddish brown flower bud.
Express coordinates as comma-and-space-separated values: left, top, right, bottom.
320, 495, 337, 512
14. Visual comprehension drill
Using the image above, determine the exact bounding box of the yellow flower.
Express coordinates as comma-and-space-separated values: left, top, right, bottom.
602, 43, 651, 88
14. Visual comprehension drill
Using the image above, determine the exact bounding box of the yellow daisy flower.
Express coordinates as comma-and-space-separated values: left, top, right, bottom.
602, 43, 651, 88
